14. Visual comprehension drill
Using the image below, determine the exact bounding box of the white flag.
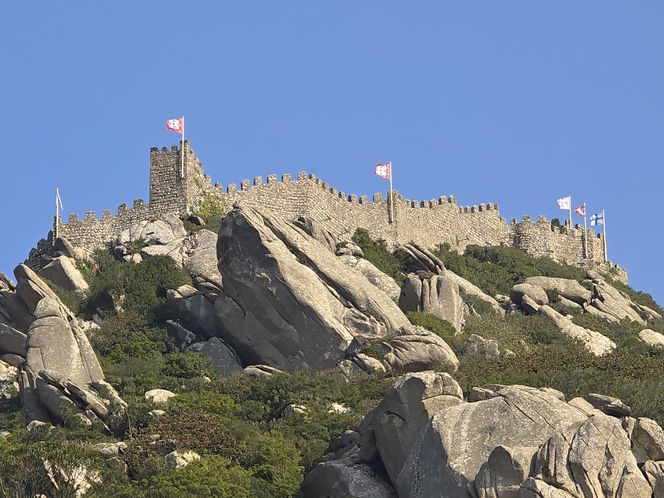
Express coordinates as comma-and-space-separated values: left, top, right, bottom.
557, 196, 571, 210
56, 188, 63, 210
590, 212, 604, 226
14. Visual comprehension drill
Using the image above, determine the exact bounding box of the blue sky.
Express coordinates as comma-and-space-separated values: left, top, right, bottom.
1, 2, 662, 304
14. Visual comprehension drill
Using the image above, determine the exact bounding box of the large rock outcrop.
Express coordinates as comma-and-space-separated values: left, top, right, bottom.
22, 297, 126, 432
539, 306, 616, 356
363, 372, 464, 483
213, 207, 423, 371
399, 273, 464, 332
37, 255, 89, 295
310, 372, 664, 497
397, 243, 504, 316
338, 254, 401, 303
1, 265, 127, 432
532, 414, 652, 497
115, 213, 187, 265
396, 385, 588, 497
183, 229, 222, 287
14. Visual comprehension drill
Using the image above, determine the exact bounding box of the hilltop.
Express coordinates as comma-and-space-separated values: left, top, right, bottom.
0, 143, 663, 497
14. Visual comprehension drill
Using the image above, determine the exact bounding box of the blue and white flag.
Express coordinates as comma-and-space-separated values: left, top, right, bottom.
590, 212, 604, 226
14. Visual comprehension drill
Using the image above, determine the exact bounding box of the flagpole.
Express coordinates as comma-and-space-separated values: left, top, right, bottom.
602, 209, 608, 262
181, 116, 185, 178
583, 204, 588, 259
389, 161, 394, 225
54, 188, 59, 246
569, 199, 572, 228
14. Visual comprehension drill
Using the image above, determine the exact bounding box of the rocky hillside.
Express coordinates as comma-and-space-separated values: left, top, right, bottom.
1, 206, 663, 497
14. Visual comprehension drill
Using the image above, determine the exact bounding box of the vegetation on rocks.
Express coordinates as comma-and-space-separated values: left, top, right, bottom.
351, 228, 405, 284
4, 224, 664, 497
433, 243, 587, 296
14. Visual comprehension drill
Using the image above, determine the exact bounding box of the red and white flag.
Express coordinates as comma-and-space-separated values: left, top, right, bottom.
575, 203, 586, 217
375, 162, 391, 180
166, 117, 184, 133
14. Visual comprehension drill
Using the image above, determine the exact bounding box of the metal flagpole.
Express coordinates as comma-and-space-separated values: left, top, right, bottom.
389, 161, 394, 224
181, 116, 185, 178
583, 203, 588, 259
54, 188, 59, 245
602, 209, 608, 262
569, 199, 572, 228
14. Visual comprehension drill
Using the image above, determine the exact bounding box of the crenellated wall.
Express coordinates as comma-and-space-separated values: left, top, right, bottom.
508, 215, 607, 265
29, 141, 619, 274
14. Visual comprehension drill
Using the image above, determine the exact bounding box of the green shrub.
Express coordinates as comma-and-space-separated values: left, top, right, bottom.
456, 340, 664, 426
404, 311, 466, 353
184, 192, 229, 235
433, 244, 586, 296
82, 254, 191, 319
351, 228, 404, 284
40, 277, 83, 315
464, 310, 566, 350
125, 412, 303, 497
571, 314, 647, 353
101, 456, 254, 498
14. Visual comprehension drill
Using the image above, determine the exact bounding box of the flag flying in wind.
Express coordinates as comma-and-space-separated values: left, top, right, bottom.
166, 117, 184, 133
590, 212, 604, 226
575, 204, 586, 217
557, 196, 571, 210
375, 162, 391, 180
56, 188, 63, 210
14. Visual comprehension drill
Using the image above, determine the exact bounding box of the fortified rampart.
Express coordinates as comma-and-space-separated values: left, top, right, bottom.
29, 141, 623, 280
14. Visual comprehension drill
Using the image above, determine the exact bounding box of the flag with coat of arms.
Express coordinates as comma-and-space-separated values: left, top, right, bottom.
575, 204, 586, 217
375, 162, 391, 180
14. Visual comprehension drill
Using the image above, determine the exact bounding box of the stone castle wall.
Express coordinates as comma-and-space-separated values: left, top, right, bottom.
32, 141, 618, 275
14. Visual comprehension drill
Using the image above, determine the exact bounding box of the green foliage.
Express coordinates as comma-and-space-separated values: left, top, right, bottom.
82, 254, 190, 319
209, 370, 392, 469
123, 238, 153, 255
405, 311, 457, 340
40, 277, 82, 315
550, 218, 566, 234
360, 339, 392, 360
572, 315, 647, 352
162, 352, 216, 379
100, 456, 254, 498
126, 413, 302, 497
462, 309, 567, 353
405, 311, 465, 353
351, 228, 405, 284
0, 436, 113, 498
461, 292, 496, 316
434, 244, 587, 296
456, 340, 664, 426
184, 192, 228, 234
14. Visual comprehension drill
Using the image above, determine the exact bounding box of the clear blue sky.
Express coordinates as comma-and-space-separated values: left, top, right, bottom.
1, 2, 662, 304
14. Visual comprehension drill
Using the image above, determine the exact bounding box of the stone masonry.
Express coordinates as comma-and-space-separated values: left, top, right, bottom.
28, 141, 624, 280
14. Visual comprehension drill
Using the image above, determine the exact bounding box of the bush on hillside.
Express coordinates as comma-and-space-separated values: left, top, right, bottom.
462, 309, 567, 352
82, 254, 191, 319
434, 244, 587, 296
456, 340, 664, 427
351, 228, 405, 284
184, 192, 228, 235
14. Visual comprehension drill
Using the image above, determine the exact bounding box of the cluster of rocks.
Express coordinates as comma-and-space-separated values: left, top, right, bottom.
186, 207, 523, 375
304, 370, 664, 497
0, 265, 126, 433
510, 273, 663, 356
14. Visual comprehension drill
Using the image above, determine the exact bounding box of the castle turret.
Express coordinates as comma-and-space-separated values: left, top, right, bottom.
149, 140, 211, 215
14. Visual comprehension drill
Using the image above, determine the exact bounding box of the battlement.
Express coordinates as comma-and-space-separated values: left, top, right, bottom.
34, 141, 611, 271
